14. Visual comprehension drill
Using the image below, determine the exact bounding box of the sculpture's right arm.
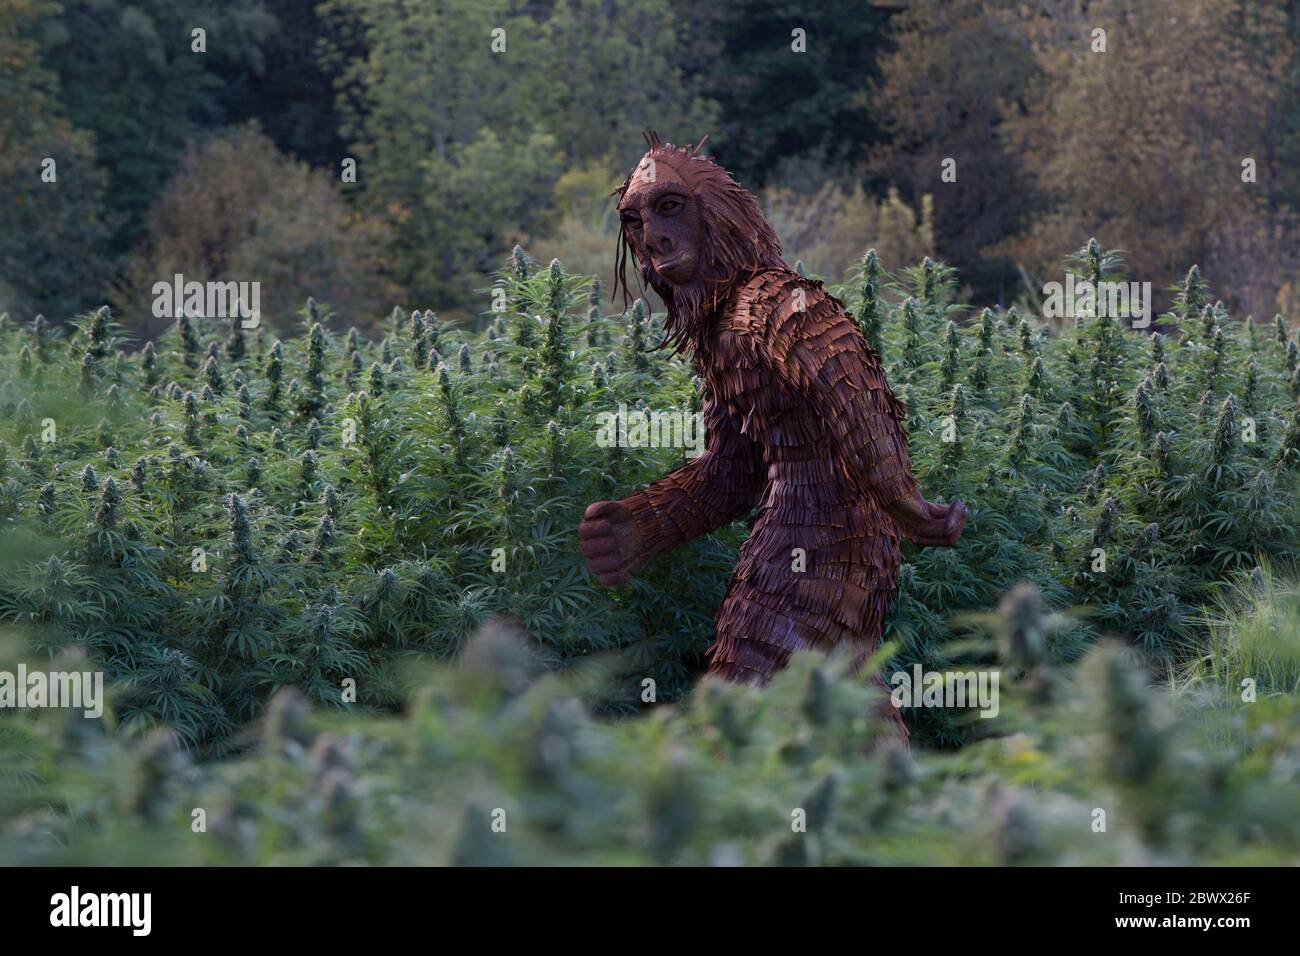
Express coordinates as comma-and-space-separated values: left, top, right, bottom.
622, 395, 763, 556
581, 395, 763, 585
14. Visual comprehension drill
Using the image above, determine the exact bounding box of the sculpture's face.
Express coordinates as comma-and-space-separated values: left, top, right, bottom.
613, 135, 787, 352
617, 154, 702, 286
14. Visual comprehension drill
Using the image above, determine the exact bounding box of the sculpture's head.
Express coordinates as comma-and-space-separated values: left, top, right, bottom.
614, 131, 785, 351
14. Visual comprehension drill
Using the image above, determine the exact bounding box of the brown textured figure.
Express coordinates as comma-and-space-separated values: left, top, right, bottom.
581, 133, 968, 732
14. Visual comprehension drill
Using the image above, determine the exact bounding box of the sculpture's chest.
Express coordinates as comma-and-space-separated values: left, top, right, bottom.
692, 317, 818, 452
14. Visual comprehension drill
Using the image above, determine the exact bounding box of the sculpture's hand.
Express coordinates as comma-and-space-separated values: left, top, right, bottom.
580, 500, 645, 586
885, 491, 968, 547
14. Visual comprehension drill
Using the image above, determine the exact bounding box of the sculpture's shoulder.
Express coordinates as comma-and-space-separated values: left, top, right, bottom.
713, 268, 872, 388
720, 268, 854, 343
721, 267, 820, 323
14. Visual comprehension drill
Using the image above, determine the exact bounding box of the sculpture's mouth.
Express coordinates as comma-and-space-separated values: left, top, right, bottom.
652, 251, 695, 283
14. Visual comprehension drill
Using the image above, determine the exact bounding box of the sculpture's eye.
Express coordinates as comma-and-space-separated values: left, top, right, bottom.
657, 196, 683, 215
620, 211, 641, 229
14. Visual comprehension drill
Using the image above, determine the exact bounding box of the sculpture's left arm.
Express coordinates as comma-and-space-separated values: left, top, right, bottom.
762, 277, 967, 546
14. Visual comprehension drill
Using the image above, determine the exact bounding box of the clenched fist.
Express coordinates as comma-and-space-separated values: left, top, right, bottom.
885, 492, 969, 548
579, 500, 645, 586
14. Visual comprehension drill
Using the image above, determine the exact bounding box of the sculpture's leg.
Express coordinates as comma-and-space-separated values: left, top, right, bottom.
702, 512, 908, 743
703, 636, 791, 685
703, 618, 908, 747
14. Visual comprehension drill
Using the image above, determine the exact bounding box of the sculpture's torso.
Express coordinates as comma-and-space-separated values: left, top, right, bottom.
687, 268, 907, 682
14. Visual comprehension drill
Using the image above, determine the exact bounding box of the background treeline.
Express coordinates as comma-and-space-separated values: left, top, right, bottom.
7, 0, 1300, 332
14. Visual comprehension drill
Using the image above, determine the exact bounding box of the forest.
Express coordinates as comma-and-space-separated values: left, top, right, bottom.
2, 0, 1299, 866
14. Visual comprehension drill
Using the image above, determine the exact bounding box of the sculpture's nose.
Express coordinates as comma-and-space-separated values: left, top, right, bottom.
643, 221, 674, 257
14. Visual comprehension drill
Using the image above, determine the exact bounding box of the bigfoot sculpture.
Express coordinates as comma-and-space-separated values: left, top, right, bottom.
580, 132, 968, 725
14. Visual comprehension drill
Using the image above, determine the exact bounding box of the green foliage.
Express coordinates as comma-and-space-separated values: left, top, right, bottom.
1195, 566, 1300, 695
0, 0, 114, 320
38, 0, 278, 250
117, 125, 401, 337
3, 597, 1297, 865
320, 0, 714, 310
679, 0, 891, 186
0, 240, 1294, 806
826, 240, 1300, 743
0, 256, 739, 750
